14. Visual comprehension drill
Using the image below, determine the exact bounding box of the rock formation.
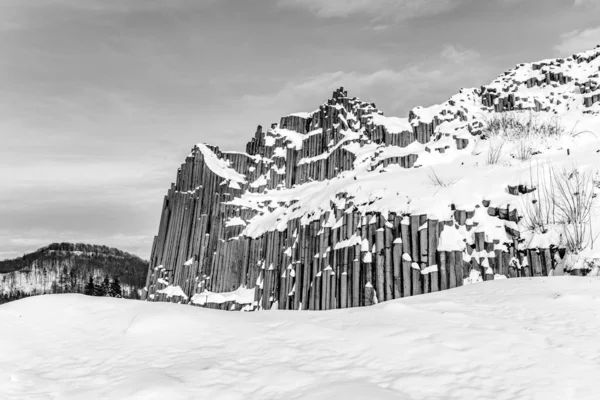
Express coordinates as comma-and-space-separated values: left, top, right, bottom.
1, 243, 148, 303
142, 46, 600, 311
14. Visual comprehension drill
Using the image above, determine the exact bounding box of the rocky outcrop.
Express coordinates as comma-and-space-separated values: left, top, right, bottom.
0, 243, 148, 303
142, 47, 600, 310
480, 45, 600, 113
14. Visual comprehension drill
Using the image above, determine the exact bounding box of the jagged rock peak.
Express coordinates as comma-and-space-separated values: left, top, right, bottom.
143, 46, 600, 310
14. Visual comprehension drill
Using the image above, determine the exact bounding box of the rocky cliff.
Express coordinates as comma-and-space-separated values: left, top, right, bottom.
1, 243, 148, 303
142, 46, 600, 310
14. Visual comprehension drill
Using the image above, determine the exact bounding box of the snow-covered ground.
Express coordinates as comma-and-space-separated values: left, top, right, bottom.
2, 277, 600, 399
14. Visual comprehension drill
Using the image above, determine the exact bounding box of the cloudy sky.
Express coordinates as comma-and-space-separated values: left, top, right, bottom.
1, 0, 599, 260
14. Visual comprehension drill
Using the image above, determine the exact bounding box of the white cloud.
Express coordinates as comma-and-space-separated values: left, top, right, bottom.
276, 0, 469, 20
573, 0, 600, 6
243, 45, 492, 118
0, 251, 23, 260
554, 26, 600, 55
440, 44, 480, 64
1, 0, 214, 13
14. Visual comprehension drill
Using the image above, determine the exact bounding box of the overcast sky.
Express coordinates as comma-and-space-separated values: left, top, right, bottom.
1, 0, 599, 260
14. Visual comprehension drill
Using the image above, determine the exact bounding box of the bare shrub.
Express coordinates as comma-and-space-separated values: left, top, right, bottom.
486, 140, 504, 165
515, 138, 534, 161
482, 112, 568, 161
520, 163, 556, 234
483, 112, 524, 137
427, 168, 457, 188
554, 167, 596, 252
521, 163, 597, 253
567, 121, 599, 139
483, 112, 565, 140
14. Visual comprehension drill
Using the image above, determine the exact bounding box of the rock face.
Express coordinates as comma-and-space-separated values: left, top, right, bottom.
0, 243, 148, 303
142, 46, 600, 310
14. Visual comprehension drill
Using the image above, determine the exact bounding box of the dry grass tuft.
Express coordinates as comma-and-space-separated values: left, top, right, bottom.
427, 168, 458, 188
521, 163, 597, 253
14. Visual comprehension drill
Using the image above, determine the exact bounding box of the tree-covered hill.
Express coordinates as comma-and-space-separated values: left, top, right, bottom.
0, 243, 148, 303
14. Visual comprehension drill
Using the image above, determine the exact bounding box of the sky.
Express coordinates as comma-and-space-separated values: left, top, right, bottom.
1, 0, 600, 260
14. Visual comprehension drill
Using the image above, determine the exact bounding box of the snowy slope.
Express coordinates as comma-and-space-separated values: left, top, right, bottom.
3, 278, 600, 399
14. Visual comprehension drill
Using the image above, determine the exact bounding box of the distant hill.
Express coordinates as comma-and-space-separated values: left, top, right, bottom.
0, 243, 148, 304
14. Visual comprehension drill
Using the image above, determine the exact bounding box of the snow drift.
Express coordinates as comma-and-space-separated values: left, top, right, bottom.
3, 278, 600, 399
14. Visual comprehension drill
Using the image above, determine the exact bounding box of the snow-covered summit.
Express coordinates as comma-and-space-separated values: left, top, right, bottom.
143, 47, 600, 310
480, 45, 600, 114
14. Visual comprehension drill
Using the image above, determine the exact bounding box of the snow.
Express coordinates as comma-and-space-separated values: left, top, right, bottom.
273, 147, 286, 158
374, 140, 423, 159
156, 278, 168, 286
288, 111, 316, 119
420, 265, 438, 274
333, 234, 362, 250
464, 269, 483, 285
268, 128, 305, 150
156, 285, 187, 299
368, 114, 412, 133
297, 129, 361, 166
190, 286, 254, 306
195, 143, 246, 184
437, 226, 466, 251
3, 279, 600, 399
225, 217, 247, 227
249, 174, 268, 188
